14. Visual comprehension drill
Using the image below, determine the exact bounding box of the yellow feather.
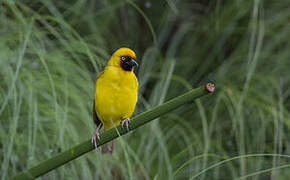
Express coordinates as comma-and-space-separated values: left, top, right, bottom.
94, 48, 138, 130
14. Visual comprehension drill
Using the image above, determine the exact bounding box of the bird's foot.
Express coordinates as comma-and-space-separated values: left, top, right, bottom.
121, 118, 131, 131
91, 123, 102, 149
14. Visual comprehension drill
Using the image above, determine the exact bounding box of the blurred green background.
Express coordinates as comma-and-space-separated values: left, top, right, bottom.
1, 0, 290, 179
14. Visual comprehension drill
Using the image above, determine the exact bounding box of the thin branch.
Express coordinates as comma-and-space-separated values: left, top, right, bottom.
11, 83, 215, 180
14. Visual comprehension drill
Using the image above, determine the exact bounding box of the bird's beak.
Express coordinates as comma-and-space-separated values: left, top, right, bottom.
130, 59, 138, 67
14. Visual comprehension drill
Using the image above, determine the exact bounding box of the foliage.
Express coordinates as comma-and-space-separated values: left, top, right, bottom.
1, 0, 290, 179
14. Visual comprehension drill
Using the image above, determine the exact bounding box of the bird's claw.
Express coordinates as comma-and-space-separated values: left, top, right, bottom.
91, 123, 102, 149
91, 135, 98, 149
121, 118, 131, 131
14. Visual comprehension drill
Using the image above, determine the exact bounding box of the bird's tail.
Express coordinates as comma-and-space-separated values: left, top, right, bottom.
101, 141, 114, 154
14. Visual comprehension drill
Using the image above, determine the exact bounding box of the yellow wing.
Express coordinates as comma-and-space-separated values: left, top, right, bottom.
92, 71, 104, 127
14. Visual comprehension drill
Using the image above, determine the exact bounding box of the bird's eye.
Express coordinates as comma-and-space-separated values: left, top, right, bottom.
121, 56, 126, 61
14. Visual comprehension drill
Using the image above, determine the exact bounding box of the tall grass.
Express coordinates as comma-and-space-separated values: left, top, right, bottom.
1, 0, 290, 179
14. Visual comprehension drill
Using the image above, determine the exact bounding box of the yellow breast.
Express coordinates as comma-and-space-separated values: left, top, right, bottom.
94, 66, 138, 130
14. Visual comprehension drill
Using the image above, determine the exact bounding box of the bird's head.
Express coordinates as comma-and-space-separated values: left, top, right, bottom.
108, 48, 138, 71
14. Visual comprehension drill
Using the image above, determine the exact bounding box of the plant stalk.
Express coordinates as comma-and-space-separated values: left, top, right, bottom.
11, 83, 215, 180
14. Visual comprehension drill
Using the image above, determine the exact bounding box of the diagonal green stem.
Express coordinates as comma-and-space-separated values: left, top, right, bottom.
11, 83, 215, 180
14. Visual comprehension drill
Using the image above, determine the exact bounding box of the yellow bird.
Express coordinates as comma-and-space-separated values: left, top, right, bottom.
91, 48, 138, 153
